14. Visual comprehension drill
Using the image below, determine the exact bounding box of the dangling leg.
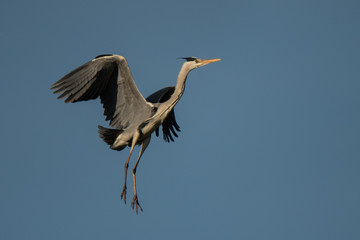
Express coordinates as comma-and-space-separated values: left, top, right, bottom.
120, 133, 140, 204
131, 136, 151, 214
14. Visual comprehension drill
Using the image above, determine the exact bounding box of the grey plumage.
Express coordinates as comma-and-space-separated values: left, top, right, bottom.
145, 86, 180, 142
51, 54, 220, 213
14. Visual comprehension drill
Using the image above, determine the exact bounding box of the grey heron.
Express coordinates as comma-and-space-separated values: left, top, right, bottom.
51, 54, 221, 213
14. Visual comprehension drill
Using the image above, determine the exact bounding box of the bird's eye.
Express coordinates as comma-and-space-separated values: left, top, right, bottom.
195, 59, 199, 63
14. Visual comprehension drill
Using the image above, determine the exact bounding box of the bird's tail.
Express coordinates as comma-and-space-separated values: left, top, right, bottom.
98, 125, 124, 148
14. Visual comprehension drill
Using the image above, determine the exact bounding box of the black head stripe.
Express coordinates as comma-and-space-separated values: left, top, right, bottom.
178, 57, 198, 61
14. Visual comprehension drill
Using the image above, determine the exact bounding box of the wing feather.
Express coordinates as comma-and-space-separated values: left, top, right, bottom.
51, 55, 155, 129
146, 87, 181, 142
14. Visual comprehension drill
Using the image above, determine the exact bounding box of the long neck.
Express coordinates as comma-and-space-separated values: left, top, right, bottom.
167, 63, 191, 107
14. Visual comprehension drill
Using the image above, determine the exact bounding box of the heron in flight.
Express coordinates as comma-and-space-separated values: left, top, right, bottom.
51, 54, 221, 213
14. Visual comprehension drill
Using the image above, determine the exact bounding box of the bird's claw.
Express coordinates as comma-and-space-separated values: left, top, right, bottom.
121, 186, 127, 204
131, 194, 143, 214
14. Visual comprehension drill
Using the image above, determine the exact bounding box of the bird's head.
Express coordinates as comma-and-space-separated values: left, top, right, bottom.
180, 57, 221, 70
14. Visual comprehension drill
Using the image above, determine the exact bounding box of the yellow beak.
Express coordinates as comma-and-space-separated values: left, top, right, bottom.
199, 58, 222, 66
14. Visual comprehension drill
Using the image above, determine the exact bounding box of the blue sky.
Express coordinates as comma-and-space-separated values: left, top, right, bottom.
1, 0, 359, 239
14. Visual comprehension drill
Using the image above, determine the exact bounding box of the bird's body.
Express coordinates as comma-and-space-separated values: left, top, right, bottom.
51, 54, 220, 213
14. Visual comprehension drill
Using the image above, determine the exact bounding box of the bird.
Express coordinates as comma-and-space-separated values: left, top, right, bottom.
51, 54, 221, 213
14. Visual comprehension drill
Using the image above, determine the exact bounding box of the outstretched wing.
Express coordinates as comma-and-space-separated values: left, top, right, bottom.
51, 54, 154, 129
146, 87, 181, 142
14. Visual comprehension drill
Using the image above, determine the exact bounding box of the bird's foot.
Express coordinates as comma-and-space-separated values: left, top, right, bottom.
131, 194, 143, 214
121, 186, 127, 204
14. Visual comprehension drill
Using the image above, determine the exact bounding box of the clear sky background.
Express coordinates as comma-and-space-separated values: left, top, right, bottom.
1, 0, 359, 239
